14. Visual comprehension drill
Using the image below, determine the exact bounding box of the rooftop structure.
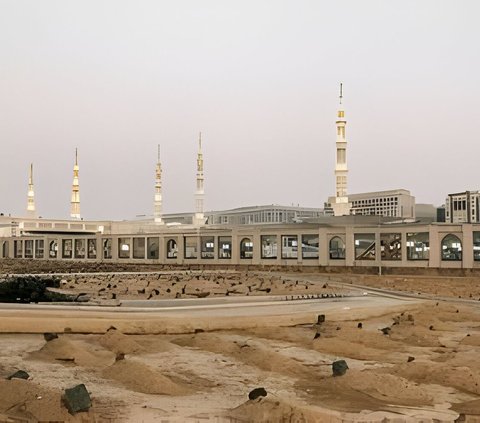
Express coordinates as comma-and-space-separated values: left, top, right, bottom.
154, 145, 163, 224
349, 189, 415, 219
445, 191, 480, 223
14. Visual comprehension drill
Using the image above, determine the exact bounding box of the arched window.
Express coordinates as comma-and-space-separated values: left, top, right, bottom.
329, 236, 345, 259
49, 240, 58, 258
166, 239, 177, 259
441, 234, 462, 261
240, 237, 253, 259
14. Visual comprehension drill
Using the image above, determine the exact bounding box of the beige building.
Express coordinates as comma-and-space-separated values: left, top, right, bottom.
349, 189, 415, 218
445, 191, 480, 224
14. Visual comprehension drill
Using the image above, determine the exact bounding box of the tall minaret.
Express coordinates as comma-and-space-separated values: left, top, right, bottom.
154, 144, 163, 224
26, 163, 36, 217
329, 83, 352, 216
70, 148, 81, 219
194, 132, 205, 225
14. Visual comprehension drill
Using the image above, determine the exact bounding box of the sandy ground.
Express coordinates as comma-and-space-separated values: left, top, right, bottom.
2, 271, 480, 421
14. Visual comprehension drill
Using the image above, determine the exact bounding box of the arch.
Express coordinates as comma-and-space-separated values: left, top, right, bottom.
329, 236, 345, 259
240, 237, 253, 259
166, 239, 177, 259
441, 234, 462, 261
49, 240, 58, 258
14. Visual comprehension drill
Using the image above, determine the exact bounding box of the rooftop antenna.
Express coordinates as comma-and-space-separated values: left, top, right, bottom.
339, 83, 343, 105
157, 144, 160, 162
199, 132, 202, 150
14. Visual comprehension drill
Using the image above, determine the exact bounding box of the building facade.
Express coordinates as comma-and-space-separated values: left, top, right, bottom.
445, 191, 480, 223
349, 189, 415, 218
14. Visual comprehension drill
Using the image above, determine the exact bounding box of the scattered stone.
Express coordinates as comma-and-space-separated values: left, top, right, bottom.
407, 356, 415, 362
137, 288, 145, 294
332, 360, 349, 376
7, 370, 29, 380
115, 353, 125, 361
64, 327, 72, 333
336, 326, 341, 330
63, 384, 92, 414
248, 387, 267, 400
313, 332, 321, 340
75, 294, 90, 303
44, 332, 58, 342
194, 328, 204, 334
380, 327, 391, 335
429, 325, 434, 331
107, 326, 117, 331
317, 314, 326, 324
407, 314, 414, 322
357, 322, 363, 329
111, 293, 117, 300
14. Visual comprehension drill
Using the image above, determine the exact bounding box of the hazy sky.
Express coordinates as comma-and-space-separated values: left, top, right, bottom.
1, 1, 479, 220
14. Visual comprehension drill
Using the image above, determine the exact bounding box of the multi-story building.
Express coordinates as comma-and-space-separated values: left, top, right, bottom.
445, 191, 480, 223
349, 189, 415, 218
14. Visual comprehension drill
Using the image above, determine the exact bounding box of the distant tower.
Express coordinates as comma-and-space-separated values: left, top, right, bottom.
328, 83, 352, 216
154, 145, 163, 224
194, 133, 205, 225
70, 148, 81, 219
26, 163, 36, 217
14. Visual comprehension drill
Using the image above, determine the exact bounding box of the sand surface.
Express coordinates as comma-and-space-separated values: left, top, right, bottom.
1, 271, 480, 421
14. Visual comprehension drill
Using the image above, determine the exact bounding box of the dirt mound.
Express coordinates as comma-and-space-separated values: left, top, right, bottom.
98, 329, 145, 355
227, 397, 323, 422
102, 359, 192, 395
0, 379, 93, 421
172, 333, 311, 378
29, 337, 114, 367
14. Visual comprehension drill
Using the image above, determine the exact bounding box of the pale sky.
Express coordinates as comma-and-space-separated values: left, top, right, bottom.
1, 1, 479, 220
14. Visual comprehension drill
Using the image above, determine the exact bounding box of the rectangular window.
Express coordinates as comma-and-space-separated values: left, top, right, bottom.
281, 235, 298, 259
406, 233, 429, 260
133, 237, 146, 259
74, 239, 86, 259
474, 232, 480, 261
14, 240, 23, 258
24, 240, 34, 258
380, 233, 401, 261
261, 235, 277, 259
35, 239, 44, 259
62, 239, 73, 259
354, 234, 375, 260
218, 236, 232, 259
184, 236, 198, 259
118, 238, 131, 259
147, 237, 159, 259
302, 235, 319, 259
103, 239, 112, 259
201, 236, 215, 259
87, 239, 97, 259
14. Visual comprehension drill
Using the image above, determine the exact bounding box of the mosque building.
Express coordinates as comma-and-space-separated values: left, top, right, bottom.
0, 86, 477, 270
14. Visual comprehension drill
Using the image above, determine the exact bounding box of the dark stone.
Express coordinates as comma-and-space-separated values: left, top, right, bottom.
429, 325, 434, 330
111, 293, 116, 300
194, 328, 205, 334
75, 294, 90, 303
407, 356, 415, 362
357, 322, 363, 329
44, 332, 58, 342
332, 360, 349, 376
317, 314, 326, 324
248, 387, 267, 400
115, 353, 125, 361
313, 332, 320, 340
380, 327, 391, 335
107, 326, 117, 331
63, 384, 92, 414
7, 370, 29, 380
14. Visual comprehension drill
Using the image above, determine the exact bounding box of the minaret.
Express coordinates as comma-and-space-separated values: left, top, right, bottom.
194, 132, 205, 225
154, 144, 163, 224
26, 163, 36, 217
329, 83, 352, 216
70, 148, 81, 219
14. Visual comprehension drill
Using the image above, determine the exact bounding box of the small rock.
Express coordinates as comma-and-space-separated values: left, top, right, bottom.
44, 332, 58, 342
313, 332, 320, 340
63, 384, 92, 414
380, 327, 391, 335
317, 314, 326, 324
115, 353, 125, 361
248, 387, 267, 400
332, 360, 349, 376
429, 325, 434, 331
407, 356, 415, 362
7, 370, 29, 380
357, 322, 363, 329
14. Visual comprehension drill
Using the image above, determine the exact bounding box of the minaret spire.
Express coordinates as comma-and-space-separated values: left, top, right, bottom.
154, 144, 163, 224
327, 83, 352, 216
26, 163, 36, 217
194, 132, 205, 225
70, 148, 81, 219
